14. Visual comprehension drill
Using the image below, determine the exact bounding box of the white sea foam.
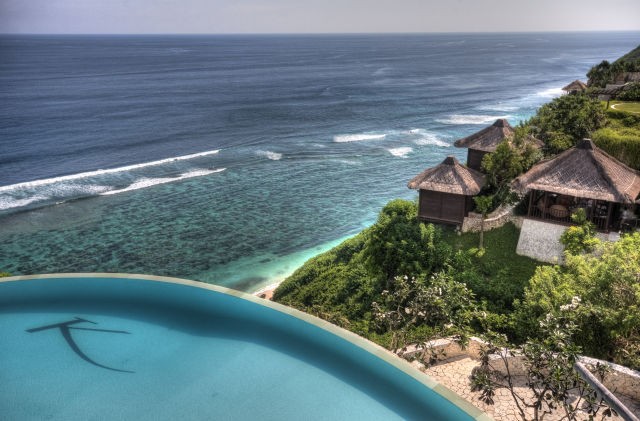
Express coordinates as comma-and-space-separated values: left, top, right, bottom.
333, 133, 387, 143
388, 147, 413, 158
534, 87, 564, 98
0, 184, 114, 211
336, 159, 361, 166
0, 195, 46, 211
415, 137, 450, 148
436, 114, 511, 125
101, 168, 225, 196
0, 149, 220, 192
256, 150, 283, 161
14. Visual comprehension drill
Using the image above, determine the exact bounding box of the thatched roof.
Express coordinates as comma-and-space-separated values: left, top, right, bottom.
408, 156, 485, 195
562, 80, 587, 92
453, 119, 514, 152
512, 139, 640, 204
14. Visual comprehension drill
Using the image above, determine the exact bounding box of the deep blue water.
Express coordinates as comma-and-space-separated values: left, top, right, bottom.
1, 33, 638, 290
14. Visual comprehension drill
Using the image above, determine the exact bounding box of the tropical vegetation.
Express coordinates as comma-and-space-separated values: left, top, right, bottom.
586, 44, 640, 88
593, 108, 640, 170
274, 200, 640, 373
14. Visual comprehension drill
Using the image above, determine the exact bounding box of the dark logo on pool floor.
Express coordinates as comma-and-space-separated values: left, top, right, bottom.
26, 317, 133, 373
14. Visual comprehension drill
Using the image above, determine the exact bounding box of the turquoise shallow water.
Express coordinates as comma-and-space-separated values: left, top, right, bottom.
0, 276, 480, 420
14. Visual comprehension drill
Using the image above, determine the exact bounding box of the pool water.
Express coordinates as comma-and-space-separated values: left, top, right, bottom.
0, 274, 487, 420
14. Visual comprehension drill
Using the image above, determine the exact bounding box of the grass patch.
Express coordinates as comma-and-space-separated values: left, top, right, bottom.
608, 101, 640, 114
441, 223, 545, 313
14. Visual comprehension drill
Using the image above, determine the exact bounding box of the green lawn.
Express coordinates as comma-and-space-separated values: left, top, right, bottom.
440, 223, 545, 313
608, 101, 640, 114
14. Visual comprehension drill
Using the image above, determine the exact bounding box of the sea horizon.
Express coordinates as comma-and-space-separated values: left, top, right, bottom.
3, 30, 639, 36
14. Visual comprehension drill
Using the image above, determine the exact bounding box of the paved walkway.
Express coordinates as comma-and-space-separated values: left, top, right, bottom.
419, 356, 640, 421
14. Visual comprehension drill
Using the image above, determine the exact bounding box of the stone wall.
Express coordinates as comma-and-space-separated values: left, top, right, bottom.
581, 356, 640, 401
461, 205, 516, 233
403, 337, 640, 401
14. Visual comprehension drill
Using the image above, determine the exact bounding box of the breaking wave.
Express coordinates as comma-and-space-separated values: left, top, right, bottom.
533, 87, 564, 98
333, 133, 387, 143
0, 148, 225, 213
407, 129, 450, 147
0, 149, 220, 192
256, 150, 283, 161
436, 114, 511, 125
387, 147, 413, 158
101, 168, 225, 196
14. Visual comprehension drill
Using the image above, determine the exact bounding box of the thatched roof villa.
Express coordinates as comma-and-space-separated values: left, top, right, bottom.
513, 139, 640, 232
408, 156, 485, 225
453, 119, 515, 171
562, 80, 588, 94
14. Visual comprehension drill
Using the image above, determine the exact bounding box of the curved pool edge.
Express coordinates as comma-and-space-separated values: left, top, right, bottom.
0, 273, 492, 421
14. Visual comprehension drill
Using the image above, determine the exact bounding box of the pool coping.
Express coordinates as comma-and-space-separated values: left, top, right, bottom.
0, 273, 493, 421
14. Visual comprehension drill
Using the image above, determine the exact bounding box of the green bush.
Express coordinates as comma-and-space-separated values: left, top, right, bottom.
559, 209, 599, 255
592, 127, 640, 170
362, 199, 451, 282
512, 232, 640, 369
617, 82, 640, 101
528, 94, 606, 152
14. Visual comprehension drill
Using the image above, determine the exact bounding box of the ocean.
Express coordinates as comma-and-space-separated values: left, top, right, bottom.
1, 32, 638, 291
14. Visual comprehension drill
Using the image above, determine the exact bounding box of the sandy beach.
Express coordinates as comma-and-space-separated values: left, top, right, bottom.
253, 281, 282, 300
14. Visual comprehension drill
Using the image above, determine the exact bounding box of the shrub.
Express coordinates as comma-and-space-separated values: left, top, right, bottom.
528, 94, 606, 152
362, 200, 451, 282
512, 232, 640, 369
592, 127, 640, 170
617, 82, 640, 101
559, 209, 599, 255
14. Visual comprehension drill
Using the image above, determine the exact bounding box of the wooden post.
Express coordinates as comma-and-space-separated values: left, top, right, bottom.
543, 192, 548, 219
527, 190, 534, 217
605, 202, 613, 232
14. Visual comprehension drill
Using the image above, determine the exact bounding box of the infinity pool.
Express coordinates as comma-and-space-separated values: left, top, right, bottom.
0, 274, 488, 420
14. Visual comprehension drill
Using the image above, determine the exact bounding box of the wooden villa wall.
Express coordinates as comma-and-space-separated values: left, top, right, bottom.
418, 190, 467, 225
466, 149, 488, 172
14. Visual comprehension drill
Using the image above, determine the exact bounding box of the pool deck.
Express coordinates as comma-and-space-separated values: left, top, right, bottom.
419, 356, 640, 421
255, 289, 640, 420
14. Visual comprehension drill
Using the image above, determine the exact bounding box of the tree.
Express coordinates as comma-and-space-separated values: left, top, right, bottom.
559, 209, 600, 255
471, 311, 614, 421
362, 200, 451, 283
528, 94, 606, 153
473, 195, 493, 250
617, 82, 640, 101
512, 232, 640, 369
371, 273, 476, 353
586, 60, 612, 88
481, 127, 542, 208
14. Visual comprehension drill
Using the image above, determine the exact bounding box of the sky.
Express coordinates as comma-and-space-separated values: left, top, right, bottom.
1, 0, 640, 34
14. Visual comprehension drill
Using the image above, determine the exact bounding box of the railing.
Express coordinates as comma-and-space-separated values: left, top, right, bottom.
529, 204, 572, 226
574, 362, 640, 421
528, 202, 614, 232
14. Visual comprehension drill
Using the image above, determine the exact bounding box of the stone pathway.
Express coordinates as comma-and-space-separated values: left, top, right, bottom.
418, 356, 640, 421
